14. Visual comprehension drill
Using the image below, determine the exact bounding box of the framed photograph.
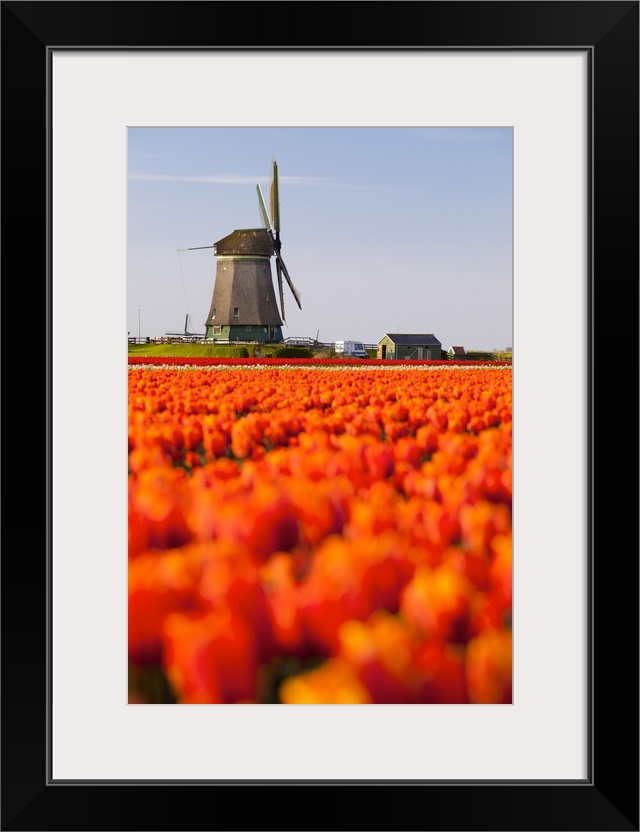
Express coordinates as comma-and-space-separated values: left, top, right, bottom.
2, 2, 637, 830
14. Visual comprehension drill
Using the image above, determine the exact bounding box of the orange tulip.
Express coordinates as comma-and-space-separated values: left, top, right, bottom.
465, 627, 512, 704
279, 658, 372, 704
162, 608, 260, 704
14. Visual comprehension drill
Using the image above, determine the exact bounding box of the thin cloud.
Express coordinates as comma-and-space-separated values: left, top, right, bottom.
128, 173, 333, 186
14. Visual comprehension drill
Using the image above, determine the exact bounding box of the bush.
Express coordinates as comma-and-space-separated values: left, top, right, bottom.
270, 346, 315, 359
208, 346, 250, 358
465, 351, 495, 362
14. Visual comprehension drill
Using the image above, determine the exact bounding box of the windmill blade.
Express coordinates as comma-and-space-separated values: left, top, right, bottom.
256, 184, 272, 231
269, 158, 280, 234
277, 253, 302, 310
275, 257, 286, 323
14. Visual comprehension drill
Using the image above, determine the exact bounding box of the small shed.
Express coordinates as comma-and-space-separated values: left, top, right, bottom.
377, 333, 442, 360
447, 345, 467, 360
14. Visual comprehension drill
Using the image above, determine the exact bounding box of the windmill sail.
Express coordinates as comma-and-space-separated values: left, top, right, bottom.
275, 258, 286, 323
255, 157, 301, 320
257, 184, 271, 231
277, 252, 302, 310
270, 158, 280, 233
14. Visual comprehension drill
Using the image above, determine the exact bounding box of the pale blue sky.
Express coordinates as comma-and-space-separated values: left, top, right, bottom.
127, 127, 512, 350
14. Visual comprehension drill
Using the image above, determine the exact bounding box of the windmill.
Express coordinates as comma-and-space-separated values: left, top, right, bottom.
181, 158, 302, 343
165, 313, 205, 340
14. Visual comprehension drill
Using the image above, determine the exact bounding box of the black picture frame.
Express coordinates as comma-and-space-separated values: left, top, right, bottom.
2, 2, 638, 830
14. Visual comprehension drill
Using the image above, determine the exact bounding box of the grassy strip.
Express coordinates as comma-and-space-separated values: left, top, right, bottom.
128, 344, 315, 359
128, 344, 512, 362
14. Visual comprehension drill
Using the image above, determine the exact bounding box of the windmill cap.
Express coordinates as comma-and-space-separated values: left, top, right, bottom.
213, 228, 273, 257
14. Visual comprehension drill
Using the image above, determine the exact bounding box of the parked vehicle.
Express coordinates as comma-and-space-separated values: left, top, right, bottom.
334, 340, 368, 358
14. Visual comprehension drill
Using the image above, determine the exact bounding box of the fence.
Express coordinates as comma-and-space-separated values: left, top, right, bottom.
129, 335, 379, 351
283, 338, 378, 351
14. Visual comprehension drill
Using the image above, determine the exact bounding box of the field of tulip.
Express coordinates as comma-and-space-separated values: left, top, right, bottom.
128, 362, 512, 704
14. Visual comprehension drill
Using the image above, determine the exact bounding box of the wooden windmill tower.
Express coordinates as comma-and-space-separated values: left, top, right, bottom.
181, 158, 302, 343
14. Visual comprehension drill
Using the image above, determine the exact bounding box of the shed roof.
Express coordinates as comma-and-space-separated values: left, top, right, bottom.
448, 345, 466, 354
379, 333, 442, 346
